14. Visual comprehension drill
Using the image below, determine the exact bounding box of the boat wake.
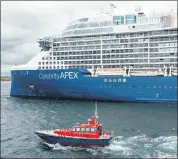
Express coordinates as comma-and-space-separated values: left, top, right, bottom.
41, 134, 177, 158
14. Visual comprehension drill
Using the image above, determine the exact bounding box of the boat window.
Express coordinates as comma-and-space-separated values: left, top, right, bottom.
72, 127, 76, 131
104, 79, 107, 82
86, 128, 90, 132
91, 128, 97, 132
76, 127, 80, 132
81, 128, 85, 132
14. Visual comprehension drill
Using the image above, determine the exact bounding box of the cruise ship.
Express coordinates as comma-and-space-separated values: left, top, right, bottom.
10, 5, 178, 102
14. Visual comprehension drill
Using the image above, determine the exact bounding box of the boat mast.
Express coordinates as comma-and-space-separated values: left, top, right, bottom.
94, 101, 98, 119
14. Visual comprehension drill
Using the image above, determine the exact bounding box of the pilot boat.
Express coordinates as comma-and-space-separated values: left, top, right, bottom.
35, 102, 113, 147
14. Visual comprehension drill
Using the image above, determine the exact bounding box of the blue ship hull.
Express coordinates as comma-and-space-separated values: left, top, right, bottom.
35, 131, 111, 147
10, 69, 177, 102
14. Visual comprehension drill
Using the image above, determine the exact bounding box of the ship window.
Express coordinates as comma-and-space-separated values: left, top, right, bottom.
104, 79, 107, 82
54, 66, 56, 69
91, 128, 97, 132
153, 85, 156, 88
170, 86, 172, 88
50, 57, 52, 60
42, 66, 44, 69
164, 86, 167, 88
46, 62, 48, 64
86, 128, 90, 132
42, 62, 44, 64
81, 128, 85, 132
39, 62, 41, 65
39, 67, 41, 69
109, 79, 112, 82
159, 86, 162, 88
76, 127, 80, 132
113, 79, 116, 82
175, 86, 177, 88
72, 127, 76, 131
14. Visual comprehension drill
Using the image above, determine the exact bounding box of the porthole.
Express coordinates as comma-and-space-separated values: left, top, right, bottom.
164, 86, 167, 88
153, 85, 156, 88
104, 79, 107, 82
109, 79, 112, 82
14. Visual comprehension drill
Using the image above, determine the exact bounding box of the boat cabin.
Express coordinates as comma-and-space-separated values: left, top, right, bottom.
53, 115, 103, 138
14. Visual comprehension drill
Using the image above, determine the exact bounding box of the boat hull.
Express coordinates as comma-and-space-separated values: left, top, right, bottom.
35, 131, 112, 147
10, 69, 178, 103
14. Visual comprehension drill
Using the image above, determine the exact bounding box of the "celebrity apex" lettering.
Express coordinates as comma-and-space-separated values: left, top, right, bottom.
39, 72, 78, 80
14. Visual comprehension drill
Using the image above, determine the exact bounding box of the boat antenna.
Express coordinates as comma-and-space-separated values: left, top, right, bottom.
95, 101, 98, 118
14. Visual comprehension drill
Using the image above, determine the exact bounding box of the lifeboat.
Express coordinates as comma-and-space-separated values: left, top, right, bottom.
35, 102, 113, 147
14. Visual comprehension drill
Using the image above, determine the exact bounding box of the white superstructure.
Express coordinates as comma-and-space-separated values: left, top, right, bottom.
11, 7, 177, 74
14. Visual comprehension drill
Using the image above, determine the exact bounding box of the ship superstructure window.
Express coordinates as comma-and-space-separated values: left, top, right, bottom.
85, 128, 90, 132
91, 128, 97, 132
76, 127, 80, 131
72, 127, 76, 131
81, 128, 85, 132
